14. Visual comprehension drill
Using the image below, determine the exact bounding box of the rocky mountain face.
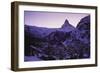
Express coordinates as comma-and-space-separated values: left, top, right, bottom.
24, 15, 90, 61
61, 19, 75, 31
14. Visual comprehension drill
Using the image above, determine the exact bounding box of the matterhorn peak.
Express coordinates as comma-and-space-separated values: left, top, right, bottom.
64, 19, 70, 24
62, 19, 71, 28
60, 19, 75, 32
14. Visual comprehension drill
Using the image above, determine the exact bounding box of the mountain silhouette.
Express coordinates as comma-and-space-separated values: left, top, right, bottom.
77, 15, 90, 30
61, 19, 75, 32
76, 15, 90, 44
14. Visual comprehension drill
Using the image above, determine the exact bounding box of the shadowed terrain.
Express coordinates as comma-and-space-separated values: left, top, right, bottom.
24, 15, 90, 61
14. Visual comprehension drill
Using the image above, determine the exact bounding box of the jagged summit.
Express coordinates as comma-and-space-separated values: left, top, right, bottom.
61, 19, 75, 32
62, 19, 70, 28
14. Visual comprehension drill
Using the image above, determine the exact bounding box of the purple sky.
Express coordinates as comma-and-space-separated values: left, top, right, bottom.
24, 11, 89, 28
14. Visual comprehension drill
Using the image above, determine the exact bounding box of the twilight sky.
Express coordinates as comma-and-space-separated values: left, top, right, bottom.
24, 11, 89, 28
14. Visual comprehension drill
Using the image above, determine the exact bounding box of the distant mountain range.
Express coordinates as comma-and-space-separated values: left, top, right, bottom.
24, 15, 90, 61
